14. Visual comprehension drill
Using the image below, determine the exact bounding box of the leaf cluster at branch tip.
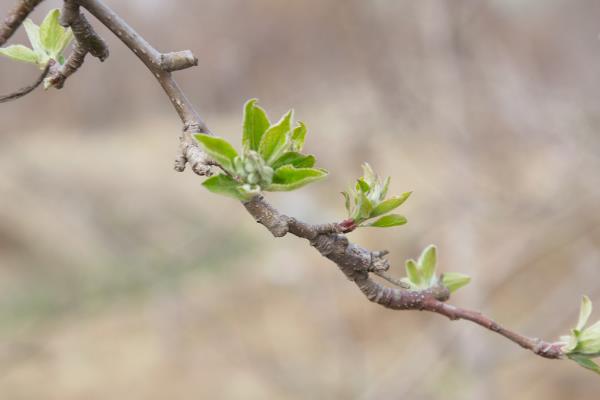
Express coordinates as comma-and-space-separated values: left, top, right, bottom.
401, 245, 471, 293
342, 163, 410, 228
561, 296, 600, 375
195, 99, 327, 201
0, 9, 72, 72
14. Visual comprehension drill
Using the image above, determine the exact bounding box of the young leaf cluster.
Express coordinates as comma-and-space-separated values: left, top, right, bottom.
196, 99, 327, 201
342, 163, 411, 228
561, 296, 600, 375
0, 9, 72, 69
401, 245, 471, 293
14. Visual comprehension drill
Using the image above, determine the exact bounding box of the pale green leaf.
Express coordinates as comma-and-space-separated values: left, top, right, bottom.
405, 260, 421, 286
418, 245, 437, 282
23, 19, 43, 55
40, 9, 65, 56
380, 176, 391, 200
356, 191, 373, 221
356, 178, 370, 193
202, 174, 248, 201
568, 354, 600, 375
370, 192, 412, 218
267, 165, 327, 191
271, 152, 315, 170
291, 122, 307, 151
259, 110, 292, 163
342, 191, 351, 215
242, 99, 270, 151
0, 45, 38, 64
362, 162, 376, 187
365, 214, 407, 228
194, 134, 238, 172
442, 272, 471, 293
577, 295, 593, 331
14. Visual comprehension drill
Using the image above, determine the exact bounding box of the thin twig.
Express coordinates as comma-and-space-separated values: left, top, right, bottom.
0, 62, 49, 103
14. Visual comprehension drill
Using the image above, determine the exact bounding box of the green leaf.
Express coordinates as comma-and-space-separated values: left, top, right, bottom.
202, 174, 248, 201
40, 9, 65, 56
362, 163, 376, 187
342, 191, 351, 215
0, 45, 38, 64
268, 165, 327, 191
442, 272, 471, 293
568, 354, 600, 375
577, 296, 593, 331
39, 9, 72, 58
259, 110, 292, 163
356, 178, 370, 193
405, 260, 421, 286
242, 99, 270, 151
370, 192, 412, 218
418, 245, 437, 282
356, 191, 374, 221
271, 152, 315, 170
291, 122, 307, 151
364, 214, 407, 228
23, 19, 43, 55
194, 134, 238, 172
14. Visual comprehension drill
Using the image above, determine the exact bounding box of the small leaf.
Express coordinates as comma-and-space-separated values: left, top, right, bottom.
23, 19, 43, 55
442, 272, 471, 293
194, 134, 238, 172
242, 99, 270, 151
568, 354, 600, 375
380, 176, 391, 200
342, 191, 351, 215
0, 45, 38, 64
356, 191, 374, 221
362, 162, 376, 187
40, 9, 65, 56
271, 152, 315, 170
370, 192, 412, 218
356, 178, 370, 193
267, 165, 327, 191
202, 174, 249, 201
259, 110, 292, 163
291, 122, 307, 151
418, 245, 437, 283
405, 259, 421, 286
577, 296, 593, 331
364, 214, 407, 228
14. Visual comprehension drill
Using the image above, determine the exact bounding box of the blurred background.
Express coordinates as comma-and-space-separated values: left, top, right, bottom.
1, 0, 600, 398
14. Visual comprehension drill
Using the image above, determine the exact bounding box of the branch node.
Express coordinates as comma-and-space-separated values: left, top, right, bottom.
160, 50, 198, 72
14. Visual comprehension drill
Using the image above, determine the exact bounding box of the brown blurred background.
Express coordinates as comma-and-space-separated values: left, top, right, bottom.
1, 0, 600, 398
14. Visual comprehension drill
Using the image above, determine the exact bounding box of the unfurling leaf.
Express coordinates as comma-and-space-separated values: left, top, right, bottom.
370, 192, 411, 218
341, 163, 411, 228
291, 122, 307, 151
364, 214, 407, 228
242, 99, 270, 151
568, 354, 600, 375
271, 152, 315, 170
23, 19, 43, 56
404, 259, 421, 286
0, 45, 38, 64
577, 295, 593, 331
268, 165, 327, 191
40, 9, 73, 57
194, 134, 238, 172
419, 245, 437, 282
259, 110, 292, 163
202, 174, 249, 201
442, 272, 471, 293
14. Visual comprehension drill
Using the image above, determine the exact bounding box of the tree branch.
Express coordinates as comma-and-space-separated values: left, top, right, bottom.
0, 0, 44, 46
0, 0, 567, 363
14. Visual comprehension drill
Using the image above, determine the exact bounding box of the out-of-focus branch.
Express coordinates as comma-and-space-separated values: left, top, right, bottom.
0, 0, 44, 46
